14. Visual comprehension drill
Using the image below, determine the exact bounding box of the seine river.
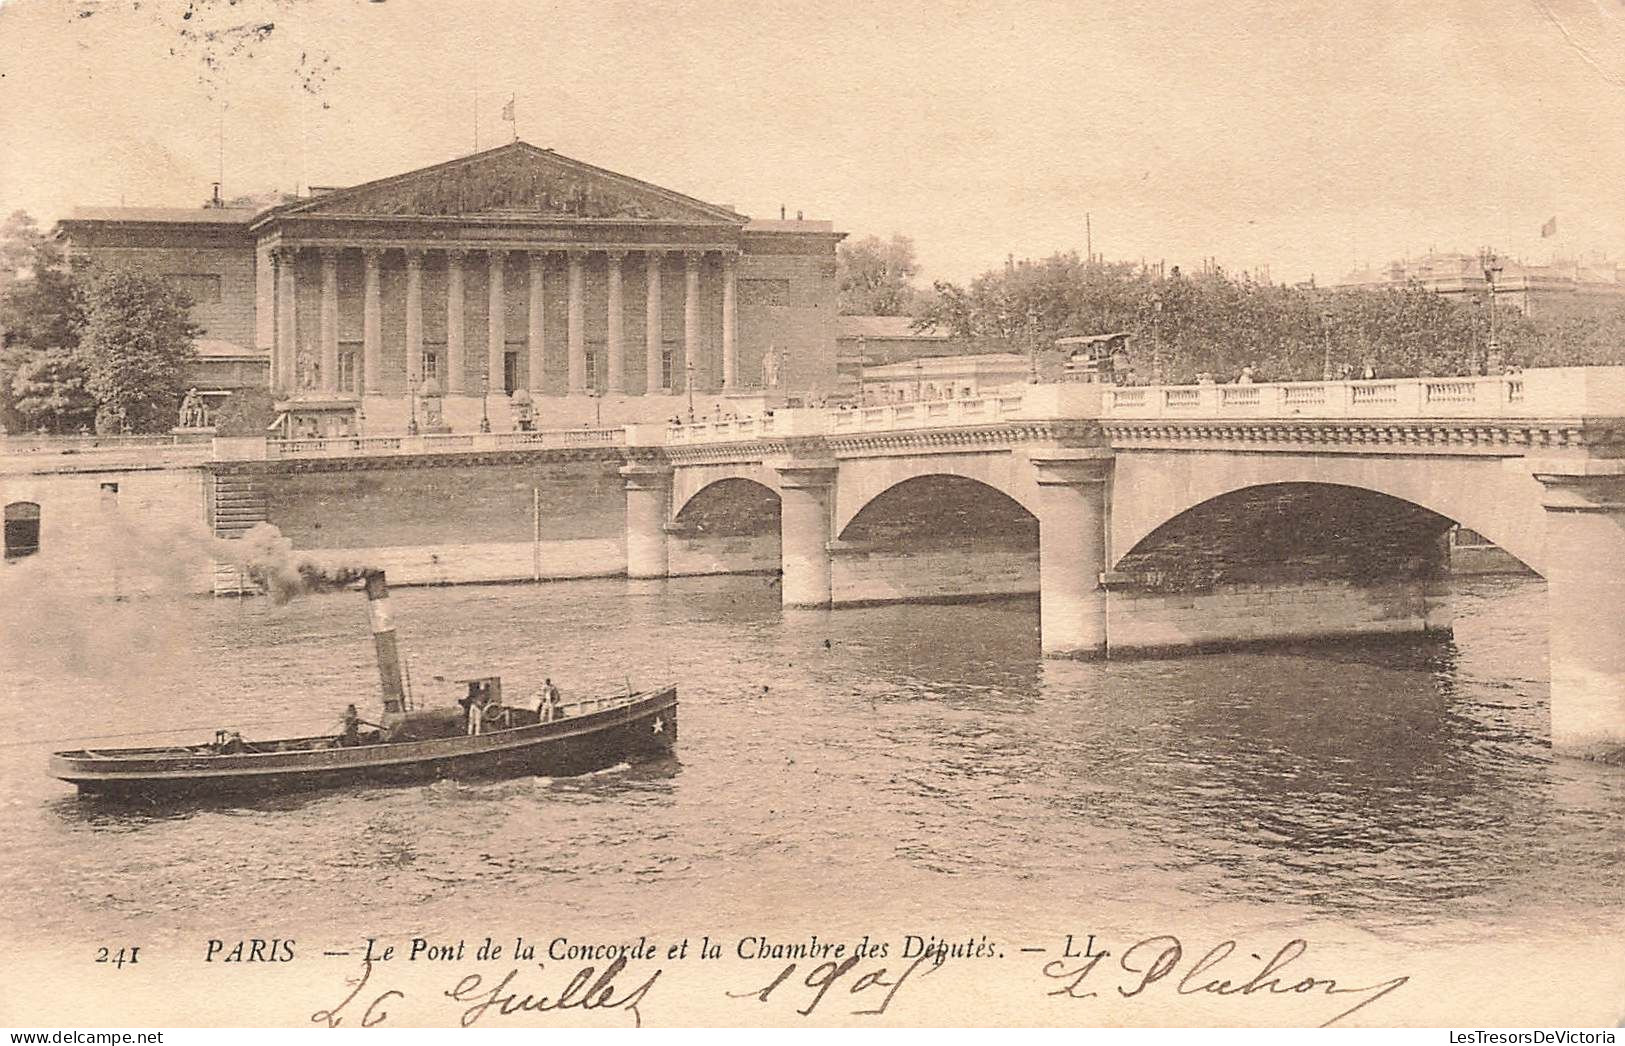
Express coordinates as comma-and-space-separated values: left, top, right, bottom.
1, 571, 1621, 1025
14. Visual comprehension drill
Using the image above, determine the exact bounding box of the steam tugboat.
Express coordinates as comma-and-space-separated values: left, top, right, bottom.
49, 572, 677, 801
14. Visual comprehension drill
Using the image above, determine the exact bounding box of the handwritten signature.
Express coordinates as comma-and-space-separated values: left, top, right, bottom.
311, 955, 661, 1028
1042, 935, 1409, 1027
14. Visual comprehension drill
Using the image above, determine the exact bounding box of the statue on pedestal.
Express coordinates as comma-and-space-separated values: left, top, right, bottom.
763, 346, 781, 389
511, 388, 536, 432
177, 387, 207, 429
418, 378, 448, 433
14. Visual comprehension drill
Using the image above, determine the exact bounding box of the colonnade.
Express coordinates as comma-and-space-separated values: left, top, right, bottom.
269, 244, 740, 398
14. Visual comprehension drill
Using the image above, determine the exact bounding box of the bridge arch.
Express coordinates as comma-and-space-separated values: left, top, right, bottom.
836, 473, 1037, 547
672, 476, 782, 534
1108, 453, 1549, 577
833, 460, 1037, 537
670, 464, 781, 522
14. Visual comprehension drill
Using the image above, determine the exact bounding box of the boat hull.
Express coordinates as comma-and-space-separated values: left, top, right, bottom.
51, 688, 677, 803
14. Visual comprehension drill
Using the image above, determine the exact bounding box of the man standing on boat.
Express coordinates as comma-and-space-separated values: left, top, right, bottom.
537, 678, 563, 723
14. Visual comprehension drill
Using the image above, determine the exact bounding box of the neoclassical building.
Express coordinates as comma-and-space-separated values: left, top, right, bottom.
58, 142, 844, 434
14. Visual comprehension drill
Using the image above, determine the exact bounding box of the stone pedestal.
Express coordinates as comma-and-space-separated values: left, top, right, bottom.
620, 463, 672, 579
1032, 450, 1113, 658
1536, 470, 1625, 761
776, 461, 837, 608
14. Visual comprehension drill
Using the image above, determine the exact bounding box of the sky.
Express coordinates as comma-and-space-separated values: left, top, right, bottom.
2, 0, 1623, 287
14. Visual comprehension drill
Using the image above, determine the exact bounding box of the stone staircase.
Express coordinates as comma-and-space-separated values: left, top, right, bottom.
210, 473, 268, 596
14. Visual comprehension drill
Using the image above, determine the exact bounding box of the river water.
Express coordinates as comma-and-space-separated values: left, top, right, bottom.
1, 571, 1621, 1026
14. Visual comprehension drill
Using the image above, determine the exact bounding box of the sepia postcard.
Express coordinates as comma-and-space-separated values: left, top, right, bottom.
1, 0, 1622, 1032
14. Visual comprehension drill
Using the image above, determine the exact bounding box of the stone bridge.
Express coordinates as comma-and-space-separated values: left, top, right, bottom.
620, 369, 1625, 760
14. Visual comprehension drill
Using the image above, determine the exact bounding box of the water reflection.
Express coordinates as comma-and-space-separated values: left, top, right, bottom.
1, 573, 1620, 950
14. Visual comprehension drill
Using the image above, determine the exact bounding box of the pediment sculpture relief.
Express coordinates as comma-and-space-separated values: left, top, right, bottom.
327, 153, 698, 221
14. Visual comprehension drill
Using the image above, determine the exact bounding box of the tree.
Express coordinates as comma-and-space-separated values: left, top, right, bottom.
76, 267, 200, 434
10, 348, 95, 433
1, 211, 82, 432
837, 234, 921, 315
212, 387, 276, 436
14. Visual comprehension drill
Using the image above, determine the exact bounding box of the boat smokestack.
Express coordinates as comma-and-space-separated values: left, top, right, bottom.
364, 570, 406, 714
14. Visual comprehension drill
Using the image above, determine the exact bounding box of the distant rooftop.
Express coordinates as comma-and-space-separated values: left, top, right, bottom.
64, 206, 259, 225
745, 218, 836, 233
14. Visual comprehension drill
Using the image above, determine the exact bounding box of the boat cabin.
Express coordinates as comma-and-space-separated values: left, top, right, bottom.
458, 677, 503, 709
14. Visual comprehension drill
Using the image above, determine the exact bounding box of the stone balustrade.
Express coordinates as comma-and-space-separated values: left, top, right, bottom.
1101, 367, 1625, 420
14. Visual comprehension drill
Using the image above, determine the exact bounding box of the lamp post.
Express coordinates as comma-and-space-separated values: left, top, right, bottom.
1320, 310, 1334, 381
1026, 306, 1040, 384
1479, 248, 1504, 375
479, 374, 491, 433
684, 358, 695, 421
407, 386, 419, 435
856, 334, 867, 406
1150, 292, 1164, 386
914, 356, 924, 402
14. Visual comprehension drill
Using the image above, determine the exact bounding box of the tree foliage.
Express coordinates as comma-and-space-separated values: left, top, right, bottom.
212, 386, 276, 437
837, 234, 921, 316
916, 252, 1625, 383
76, 267, 201, 434
10, 348, 96, 433
1, 211, 83, 432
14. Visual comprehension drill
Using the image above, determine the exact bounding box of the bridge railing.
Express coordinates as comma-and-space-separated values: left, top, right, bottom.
215, 427, 628, 461
1101, 368, 1625, 420
1, 432, 216, 471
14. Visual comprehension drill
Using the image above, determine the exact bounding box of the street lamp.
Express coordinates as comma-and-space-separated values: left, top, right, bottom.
1320, 310, 1334, 381
479, 375, 491, 433
684, 357, 695, 420
1149, 292, 1164, 386
856, 334, 867, 406
1479, 248, 1504, 375
1026, 306, 1040, 384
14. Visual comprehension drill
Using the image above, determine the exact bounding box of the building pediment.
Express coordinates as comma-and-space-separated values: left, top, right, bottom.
257, 143, 746, 227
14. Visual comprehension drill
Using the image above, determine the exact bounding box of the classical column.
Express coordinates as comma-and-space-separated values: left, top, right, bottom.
645, 251, 664, 393
620, 463, 672, 578
567, 249, 586, 393
487, 250, 507, 396
361, 247, 383, 395
1536, 470, 1625, 760
273, 246, 297, 395
319, 246, 340, 392
683, 250, 702, 393
404, 249, 424, 390
445, 248, 466, 395
776, 462, 837, 608
527, 251, 546, 394
1032, 451, 1114, 658
721, 250, 738, 390
605, 249, 626, 394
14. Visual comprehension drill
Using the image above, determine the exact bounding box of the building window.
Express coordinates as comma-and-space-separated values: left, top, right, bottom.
740, 278, 791, 307
165, 273, 223, 305
661, 343, 676, 390
503, 351, 519, 394
422, 351, 439, 384
585, 346, 601, 392
337, 351, 357, 393
4, 502, 41, 560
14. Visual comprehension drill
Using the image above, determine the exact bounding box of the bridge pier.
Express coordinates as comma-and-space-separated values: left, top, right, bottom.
1537, 470, 1625, 762
620, 463, 673, 579
776, 461, 836, 608
1032, 451, 1112, 658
